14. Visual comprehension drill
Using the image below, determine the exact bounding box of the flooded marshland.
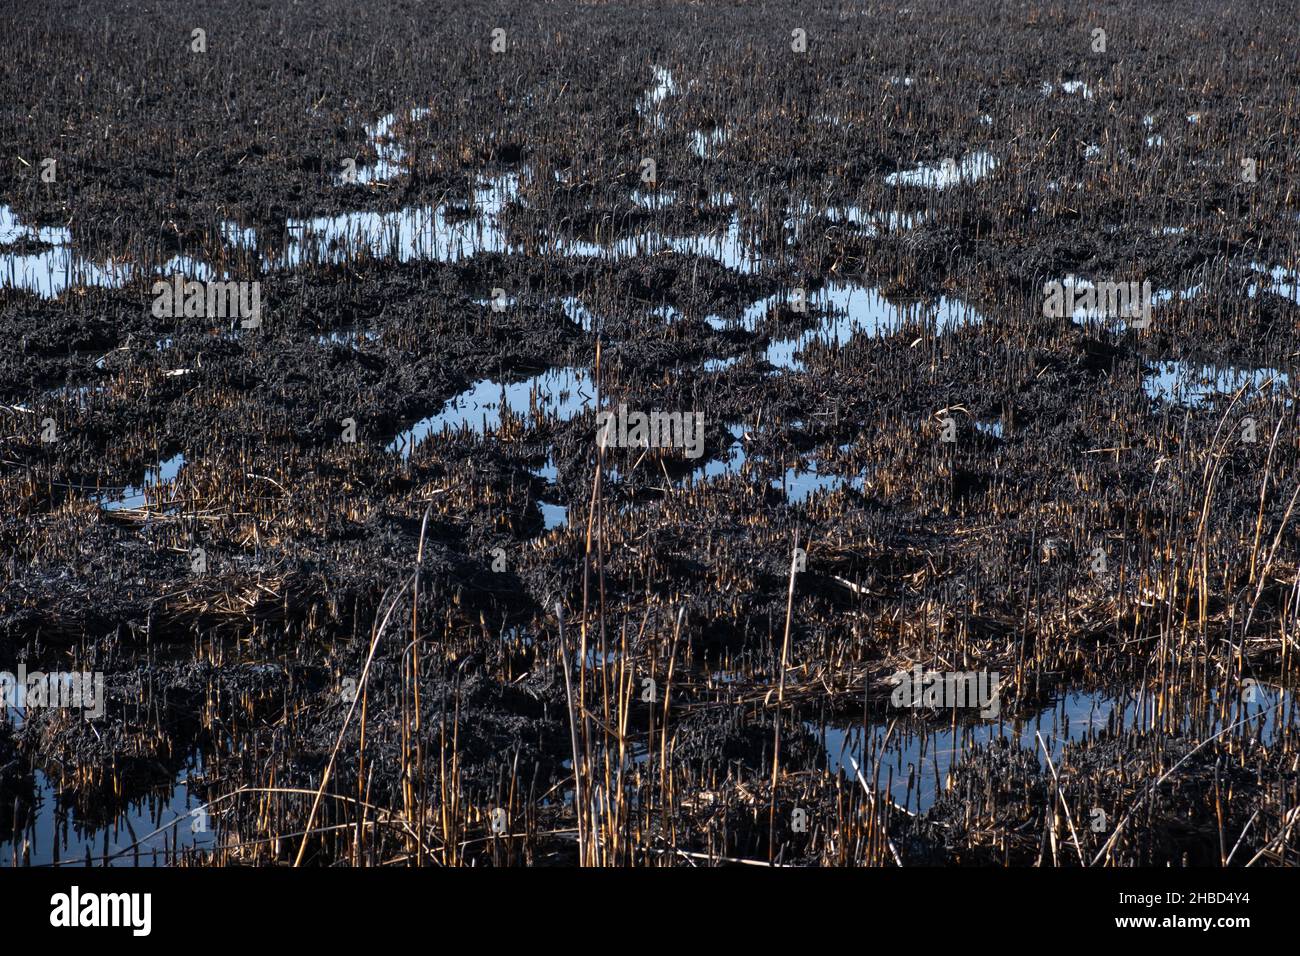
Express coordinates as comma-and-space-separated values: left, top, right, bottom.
2, 0, 1300, 868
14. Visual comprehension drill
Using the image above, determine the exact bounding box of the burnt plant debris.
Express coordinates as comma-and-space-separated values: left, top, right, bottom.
2, 0, 1299, 868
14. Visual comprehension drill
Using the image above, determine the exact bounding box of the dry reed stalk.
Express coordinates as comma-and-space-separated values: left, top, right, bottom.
292, 506, 431, 866
768, 530, 800, 860
557, 603, 587, 865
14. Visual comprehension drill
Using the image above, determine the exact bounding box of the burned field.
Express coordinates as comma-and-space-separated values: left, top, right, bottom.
1, 0, 1299, 869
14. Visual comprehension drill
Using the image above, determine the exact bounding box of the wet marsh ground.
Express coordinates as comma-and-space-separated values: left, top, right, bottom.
2, 0, 1300, 867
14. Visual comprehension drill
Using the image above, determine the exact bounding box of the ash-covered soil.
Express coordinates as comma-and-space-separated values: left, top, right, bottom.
1, 0, 1298, 866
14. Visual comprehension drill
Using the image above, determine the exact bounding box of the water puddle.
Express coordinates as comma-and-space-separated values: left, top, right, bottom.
0, 205, 130, 297
693, 424, 748, 482
722, 283, 984, 372
1143, 362, 1290, 407
1247, 262, 1300, 305
5, 80, 1019, 299
558, 296, 598, 332
676, 426, 864, 505
0, 206, 69, 247
885, 152, 998, 189
690, 128, 727, 159
775, 461, 864, 504
814, 684, 1291, 815
1142, 116, 1163, 148
823, 206, 927, 237
551, 199, 761, 274
703, 355, 742, 372
630, 189, 676, 208
280, 173, 520, 268
636, 66, 677, 130
387, 368, 594, 459
6, 130, 857, 298
538, 500, 568, 531
529, 456, 568, 530
3, 80, 958, 295
648, 303, 683, 324
1, 756, 214, 867
220, 221, 257, 251
96, 453, 186, 511
341, 107, 430, 185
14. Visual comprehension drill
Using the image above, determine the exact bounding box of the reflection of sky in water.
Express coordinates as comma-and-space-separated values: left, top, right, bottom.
387, 368, 593, 459
2, 86, 1262, 308
1143, 362, 1289, 407
679, 426, 866, 505
813, 685, 1291, 815
823, 206, 926, 237
718, 284, 985, 372
690, 127, 727, 159
43, 383, 105, 405
282, 174, 520, 267
386, 278, 979, 473
559, 296, 597, 332
528, 456, 568, 530
3, 86, 1259, 315
2, 755, 214, 867
692, 424, 747, 482
339, 107, 430, 185
630, 189, 676, 208
537, 500, 568, 531
552, 202, 762, 274
775, 461, 865, 503
0, 206, 70, 245
96, 453, 186, 511
1248, 261, 1300, 305
282, 172, 767, 275
885, 151, 998, 189
636, 65, 677, 130
3, 85, 992, 295
0, 205, 233, 297
0, 205, 130, 297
